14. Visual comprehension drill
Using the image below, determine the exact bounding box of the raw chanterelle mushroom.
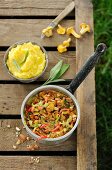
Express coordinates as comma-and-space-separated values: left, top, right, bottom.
57, 38, 71, 53
80, 23, 91, 35
66, 27, 81, 39
42, 26, 53, 37
63, 38, 71, 47
57, 24, 66, 35
57, 44, 67, 53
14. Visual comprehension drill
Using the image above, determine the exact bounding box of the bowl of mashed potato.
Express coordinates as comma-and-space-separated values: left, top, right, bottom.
4, 41, 48, 83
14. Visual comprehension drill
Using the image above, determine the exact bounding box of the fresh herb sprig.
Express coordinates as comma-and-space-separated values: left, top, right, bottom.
43, 60, 69, 85
13, 59, 21, 71
12, 50, 29, 71
21, 50, 29, 64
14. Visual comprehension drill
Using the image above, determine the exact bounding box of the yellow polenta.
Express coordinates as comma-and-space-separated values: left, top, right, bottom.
6, 42, 46, 79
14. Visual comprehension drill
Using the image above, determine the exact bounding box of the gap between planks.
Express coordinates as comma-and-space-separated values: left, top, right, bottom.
0, 80, 72, 85
0, 46, 76, 51
0, 151, 76, 156
0, 16, 75, 20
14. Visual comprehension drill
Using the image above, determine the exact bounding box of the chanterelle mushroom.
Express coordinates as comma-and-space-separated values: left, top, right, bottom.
57, 24, 66, 35
57, 44, 67, 53
66, 27, 81, 39
42, 26, 53, 37
63, 38, 71, 47
57, 38, 71, 53
80, 23, 90, 35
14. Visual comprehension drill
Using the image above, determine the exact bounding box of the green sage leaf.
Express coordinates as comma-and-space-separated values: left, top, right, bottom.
42, 60, 69, 86
52, 64, 70, 80
49, 60, 63, 80
13, 59, 21, 71
21, 50, 29, 64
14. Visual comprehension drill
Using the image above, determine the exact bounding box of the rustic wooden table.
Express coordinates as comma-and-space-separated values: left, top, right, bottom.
0, 0, 97, 169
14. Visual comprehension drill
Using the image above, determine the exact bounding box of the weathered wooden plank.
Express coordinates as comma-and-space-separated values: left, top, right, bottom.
75, 0, 97, 169
0, 156, 77, 170
0, 84, 78, 115
0, 119, 77, 151
0, 51, 76, 81
0, 19, 75, 47
0, 84, 38, 115
0, 0, 75, 16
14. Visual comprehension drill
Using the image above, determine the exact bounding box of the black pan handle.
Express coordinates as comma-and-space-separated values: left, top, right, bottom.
66, 43, 107, 94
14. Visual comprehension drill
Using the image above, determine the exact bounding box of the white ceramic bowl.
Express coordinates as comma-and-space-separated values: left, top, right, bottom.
4, 41, 48, 83
21, 85, 80, 145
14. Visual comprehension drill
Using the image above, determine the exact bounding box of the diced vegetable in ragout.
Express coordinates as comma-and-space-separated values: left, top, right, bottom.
24, 90, 77, 139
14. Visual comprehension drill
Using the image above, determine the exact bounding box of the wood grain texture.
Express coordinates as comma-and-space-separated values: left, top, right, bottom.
0, 84, 64, 115
0, 0, 75, 16
0, 51, 76, 81
0, 156, 77, 170
53, 1, 75, 24
0, 119, 76, 151
75, 0, 97, 169
0, 84, 38, 115
0, 19, 75, 47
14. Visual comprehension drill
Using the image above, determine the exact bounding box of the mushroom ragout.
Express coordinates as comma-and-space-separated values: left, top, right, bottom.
24, 90, 77, 139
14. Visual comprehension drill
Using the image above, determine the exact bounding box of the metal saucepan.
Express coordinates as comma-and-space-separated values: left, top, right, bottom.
21, 43, 106, 144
